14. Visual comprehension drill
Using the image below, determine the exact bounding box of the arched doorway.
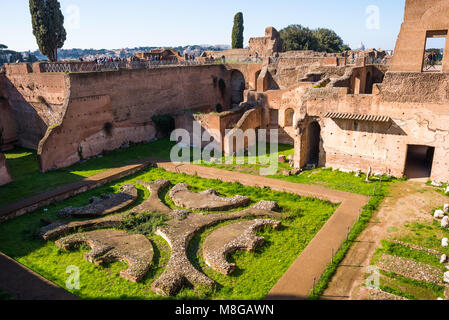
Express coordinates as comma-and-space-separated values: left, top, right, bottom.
231, 70, 245, 106
285, 108, 295, 127
307, 121, 321, 166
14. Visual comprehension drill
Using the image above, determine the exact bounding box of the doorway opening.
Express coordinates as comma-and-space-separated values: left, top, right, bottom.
404, 145, 435, 179
269, 109, 279, 126
307, 121, 321, 166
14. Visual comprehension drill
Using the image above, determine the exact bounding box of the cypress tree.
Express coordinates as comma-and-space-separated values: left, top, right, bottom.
29, 0, 66, 62
232, 12, 244, 49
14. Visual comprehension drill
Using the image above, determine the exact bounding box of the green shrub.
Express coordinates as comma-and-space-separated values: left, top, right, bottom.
151, 114, 175, 138
122, 212, 168, 236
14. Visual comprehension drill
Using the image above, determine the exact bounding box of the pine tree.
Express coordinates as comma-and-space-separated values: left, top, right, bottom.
29, 0, 66, 62
232, 12, 244, 49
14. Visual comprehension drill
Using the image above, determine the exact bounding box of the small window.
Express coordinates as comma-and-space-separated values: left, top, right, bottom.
422, 30, 447, 72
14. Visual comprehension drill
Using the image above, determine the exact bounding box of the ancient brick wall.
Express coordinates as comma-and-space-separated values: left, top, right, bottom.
37, 65, 231, 171
268, 55, 348, 90
4, 69, 68, 149
0, 74, 17, 151
225, 63, 262, 91
380, 72, 449, 104
256, 68, 449, 182
174, 108, 246, 150
391, 0, 449, 72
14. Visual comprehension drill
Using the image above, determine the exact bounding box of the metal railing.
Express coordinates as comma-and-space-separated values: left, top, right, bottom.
365, 56, 391, 66
39, 57, 263, 73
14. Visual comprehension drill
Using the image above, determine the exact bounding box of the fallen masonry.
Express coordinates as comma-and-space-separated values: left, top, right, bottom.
39, 179, 284, 297
377, 254, 444, 285
169, 183, 250, 211
56, 230, 153, 282
203, 219, 281, 275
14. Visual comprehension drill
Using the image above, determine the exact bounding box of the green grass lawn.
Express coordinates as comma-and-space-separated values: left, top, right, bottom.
197, 144, 391, 196
1, 140, 388, 206
0, 167, 338, 300
0, 139, 176, 205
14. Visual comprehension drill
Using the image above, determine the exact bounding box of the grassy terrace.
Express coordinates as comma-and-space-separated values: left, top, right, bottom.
0, 139, 394, 299
369, 221, 449, 300
0, 168, 337, 300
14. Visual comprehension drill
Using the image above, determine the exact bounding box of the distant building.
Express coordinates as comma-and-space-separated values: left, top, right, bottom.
136, 49, 182, 62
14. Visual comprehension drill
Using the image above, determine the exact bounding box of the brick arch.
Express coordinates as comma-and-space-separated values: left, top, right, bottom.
230, 70, 245, 106
421, 1, 449, 29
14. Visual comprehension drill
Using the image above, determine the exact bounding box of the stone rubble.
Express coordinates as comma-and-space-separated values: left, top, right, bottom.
40, 179, 284, 297
169, 183, 250, 211
55, 230, 153, 282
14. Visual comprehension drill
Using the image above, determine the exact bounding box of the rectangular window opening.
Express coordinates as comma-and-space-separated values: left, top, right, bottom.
422, 30, 447, 72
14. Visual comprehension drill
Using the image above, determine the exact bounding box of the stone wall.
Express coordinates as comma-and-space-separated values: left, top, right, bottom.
0, 153, 12, 186
174, 107, 247, 149
4, 68, 68, 149
204, 49, 252, 60
225, 63, 262, 91
259, 68, 449, 181
3, 65, 232, 172
248, 27, 283, 58
266, 54, 348, 90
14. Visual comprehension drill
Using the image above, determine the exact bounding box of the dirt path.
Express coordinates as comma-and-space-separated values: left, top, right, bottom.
0, 161, 152, 223
321, 180, 446, 300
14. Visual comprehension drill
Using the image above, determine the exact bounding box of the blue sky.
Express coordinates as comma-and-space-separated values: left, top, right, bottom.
1, 0, 406, 52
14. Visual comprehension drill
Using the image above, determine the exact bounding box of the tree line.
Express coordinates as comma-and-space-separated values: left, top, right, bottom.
0, 45, 37, 65
232, 13, 351, 53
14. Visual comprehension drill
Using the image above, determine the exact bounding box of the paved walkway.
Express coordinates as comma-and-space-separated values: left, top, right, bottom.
156, 162, 369, 300
0, 159, 368, 300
